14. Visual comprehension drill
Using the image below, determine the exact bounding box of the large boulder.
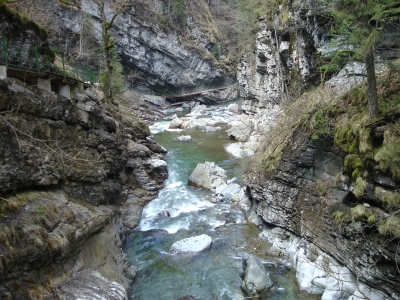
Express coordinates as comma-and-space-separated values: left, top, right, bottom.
169, 234, 212, 255
190, 103, 207, 115
188, 162, 227, 190
228, 103, 240, 114
169, 117, 184, 129
52, 269, 127, 300
227, 119, 255, 142
241, 255, 273, 296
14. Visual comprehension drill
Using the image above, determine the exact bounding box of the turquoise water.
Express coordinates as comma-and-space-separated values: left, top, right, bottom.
124, 102, 320, 300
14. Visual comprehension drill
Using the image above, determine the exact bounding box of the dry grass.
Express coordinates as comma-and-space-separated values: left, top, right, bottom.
246, 83, 338, 176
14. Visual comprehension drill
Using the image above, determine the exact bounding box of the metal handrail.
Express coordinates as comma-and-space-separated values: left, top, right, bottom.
0, 34, 99, 84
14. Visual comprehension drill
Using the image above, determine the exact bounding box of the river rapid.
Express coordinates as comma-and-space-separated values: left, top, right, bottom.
124, 100, 319, 300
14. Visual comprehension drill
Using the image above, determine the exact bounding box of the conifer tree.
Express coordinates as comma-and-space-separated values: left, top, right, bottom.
329, 0, 399, 119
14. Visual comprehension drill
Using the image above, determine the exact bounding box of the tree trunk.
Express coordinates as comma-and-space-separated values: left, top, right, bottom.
365, 47, 378, 119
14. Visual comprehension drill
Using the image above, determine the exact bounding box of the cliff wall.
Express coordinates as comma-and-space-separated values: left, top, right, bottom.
238, 1, 400, 298
0, 70, 167, 300
44, 0, 236, 94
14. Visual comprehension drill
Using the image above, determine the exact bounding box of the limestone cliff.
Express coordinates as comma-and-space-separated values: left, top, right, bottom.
0, 78, 167, 298
238, 1, 400, 298
33, 0, 236, 95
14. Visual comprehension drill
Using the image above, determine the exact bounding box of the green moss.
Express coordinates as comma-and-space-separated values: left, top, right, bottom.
352, 204, 369, 221
374, 124, 400, 180
310, 111, 330, 138
378, 216, 400, 238
0, 1, 48, 38
332, 210, 351, 226
353, 177, 367, 199
344, 154, 363, 178
375, 187, 400, 209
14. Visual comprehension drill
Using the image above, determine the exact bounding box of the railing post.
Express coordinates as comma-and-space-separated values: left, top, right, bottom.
35, 46, 40, 75
75, 60, 79, 80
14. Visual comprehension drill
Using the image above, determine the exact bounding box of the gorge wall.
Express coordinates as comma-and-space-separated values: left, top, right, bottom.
0, 13, 169, 297
0, 74, 168, 298
47, 0, 236, 94
237, 0, 400, 299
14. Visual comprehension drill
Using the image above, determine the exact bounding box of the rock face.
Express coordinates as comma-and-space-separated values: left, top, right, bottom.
169, 234, 212, 255
237, 2, 400, 115
241, 255, 273, 296
245, 132, 400, 298
0, 76, 168, 298
52, 269, 128, 300
46, 0, 235, 94
188, 162, 227, 190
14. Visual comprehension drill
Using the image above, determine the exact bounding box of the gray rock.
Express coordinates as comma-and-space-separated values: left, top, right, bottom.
227, 103, 240, 114
169, 234, 212, 255
140, 94, 166, 106
165, 114, 178, 120
169, 117, 184, 129
188, 162, 227, 190
191, 103, 207, 115
227, 119, 255, 142
52, 269, 127, 300
157, 210, 171, 217
181, 103, 191, 109
215, 183, 242, 201
266, 246, 284, 257
204, 126, 221, 132
374, 174, 396, 188
241, 255, 273, 296
177, 135, 192, 142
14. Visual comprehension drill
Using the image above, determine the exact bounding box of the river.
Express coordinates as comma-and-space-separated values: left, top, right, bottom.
124, 100, 319, 300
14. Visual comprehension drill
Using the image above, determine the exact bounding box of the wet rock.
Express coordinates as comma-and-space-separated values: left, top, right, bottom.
181, 117, 208, 130
157, 210, 171, 217
52, 269, 127, 300
169, 234, 212, 255
177, 135, 192, 142
265, 246, 284, 258
228, 103, 240, 114
232, 187, 252, 213
227, 119, 255, 142
215, 183, 242, 201
190, 103, 207, 115
181, 103, 191, 109
241, 255, 273, 296
188, 162, 227, 190
165, 113, 178, 120
204, 126, 221, 132
169, 117, 184, 129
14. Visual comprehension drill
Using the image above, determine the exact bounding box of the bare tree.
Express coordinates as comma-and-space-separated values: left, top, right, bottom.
95, 0, 129, 103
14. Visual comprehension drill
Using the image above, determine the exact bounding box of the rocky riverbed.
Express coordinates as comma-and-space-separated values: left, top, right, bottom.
128, 80, 399, 299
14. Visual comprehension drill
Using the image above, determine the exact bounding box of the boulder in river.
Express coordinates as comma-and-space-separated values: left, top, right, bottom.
169, 234, 212, 255
241, 255, 273, 296
227, 119, 255, 142
188, 162, 227, 190
177, 135, 192, 142
169, 117, 184, 129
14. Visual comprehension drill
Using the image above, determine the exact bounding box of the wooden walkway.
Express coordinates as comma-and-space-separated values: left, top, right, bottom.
165, 83, 238, 101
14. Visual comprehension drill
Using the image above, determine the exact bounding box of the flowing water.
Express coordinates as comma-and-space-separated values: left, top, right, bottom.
124, 101, 319, 300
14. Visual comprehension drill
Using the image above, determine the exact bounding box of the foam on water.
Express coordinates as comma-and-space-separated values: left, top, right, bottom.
150, 120, 171, 135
